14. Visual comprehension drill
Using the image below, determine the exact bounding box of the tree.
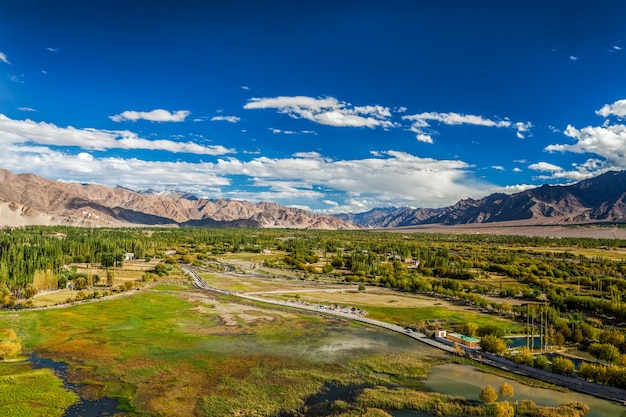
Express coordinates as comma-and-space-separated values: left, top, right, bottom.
477, 324, 505, 338
458, 322, 479, 337
533, 355, 549, 370
479, 385, 498, 404
551, 356, 575, 376
480, 334, 507, 354
589, 343, 621, 365
499, 382, 514, 400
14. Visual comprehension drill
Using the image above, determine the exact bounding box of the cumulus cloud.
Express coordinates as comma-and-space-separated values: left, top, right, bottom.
0, 117, 514, 213
213, 150, 494, 211
416, 133, 433, 144
0, 114, 234, 155
541, 100, 626, 180
402, 111, 531, 141
211, 115, 241, 123
0, 52, 10, 65
596, 99, 626, 119
244, 96, 393, 129
110, 109, 190, 123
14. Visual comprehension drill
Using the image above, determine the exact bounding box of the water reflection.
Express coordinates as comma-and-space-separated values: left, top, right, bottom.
29, 355, 123, 417
424, 363, 626, 417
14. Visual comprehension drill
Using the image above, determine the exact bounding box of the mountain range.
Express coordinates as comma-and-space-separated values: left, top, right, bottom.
1, 168, 625, 229
0, 169, 356, 229
336, 170, 626, 228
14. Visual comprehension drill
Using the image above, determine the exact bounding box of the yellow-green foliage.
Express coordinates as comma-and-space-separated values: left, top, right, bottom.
0, 363, 78, 417
355, 387, 487, 416
515, 400, 589, 417
32, 269, 58, 291
0, 329, 21, 359
353, 352, 446, 381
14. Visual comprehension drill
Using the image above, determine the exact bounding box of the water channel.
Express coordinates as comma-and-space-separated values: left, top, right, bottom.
29, 355, 122, 417
423, 363, 626, 417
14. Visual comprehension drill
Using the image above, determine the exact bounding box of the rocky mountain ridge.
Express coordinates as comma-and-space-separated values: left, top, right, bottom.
0, 169, 357, 229
336, 170, 626, 227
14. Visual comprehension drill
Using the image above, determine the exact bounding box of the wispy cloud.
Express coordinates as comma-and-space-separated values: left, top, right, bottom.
9, 74, 24, 83
270, 128, 316, 135
109, 109, 190, 123
241, 85, 250, 90
613, 45, 622, 51
515, 121, 533, 139
46, 47, 59, 52
0, 52, 10, 65
210, 115, 241, 123
0, 114, 234, 155
17, 107, 37, 112
569, 55, 579, 61
403, 111, 531, 141
244, 96, 394, 129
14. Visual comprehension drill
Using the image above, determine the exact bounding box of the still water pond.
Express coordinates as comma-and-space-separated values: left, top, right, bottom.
423, 363, 626, 417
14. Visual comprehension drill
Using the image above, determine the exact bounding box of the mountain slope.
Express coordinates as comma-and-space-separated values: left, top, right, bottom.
0, 169, 357, 229
339, 170, 626, 227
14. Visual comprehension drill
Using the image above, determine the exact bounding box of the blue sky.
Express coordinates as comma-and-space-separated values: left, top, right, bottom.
1, 1, 626, 214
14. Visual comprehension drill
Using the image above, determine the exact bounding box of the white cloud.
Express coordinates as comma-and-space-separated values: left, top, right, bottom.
513, 167, 522, 172
548, 124, 626, 166
416, 133, 433, 144
323, 200, 339, 207
18, 107, 36, 112
492, 166, 505, 171
528, 162, 563, 172
0, 114, 234, 155
0, 52, 10, 65
403, 111, 530, 141
211, 115, 241, 123
46, 47, 59, 52
241, 85, 250, 90
403, 111, 511, 128
244, 95, 393, 129
613, 46, 622, 51
214, 150, 494, 211
596, 99, 626, 119
570, 55, 578, 61
110, 109, 190, 123
515, 121, 533, 139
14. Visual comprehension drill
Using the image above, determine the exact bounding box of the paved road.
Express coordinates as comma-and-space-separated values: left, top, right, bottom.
181, 266, 454, 351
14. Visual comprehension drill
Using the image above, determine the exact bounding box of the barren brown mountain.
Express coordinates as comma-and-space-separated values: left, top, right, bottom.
336, 170, 626, 228
0, 169, 357, 229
